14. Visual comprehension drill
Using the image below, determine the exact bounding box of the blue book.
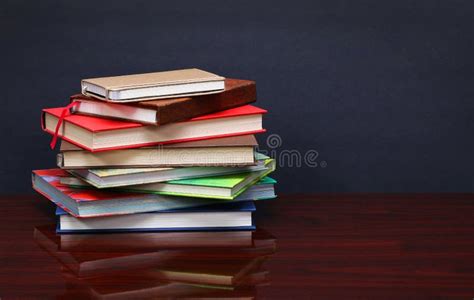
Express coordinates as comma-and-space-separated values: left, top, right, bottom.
56, 201, 256, 234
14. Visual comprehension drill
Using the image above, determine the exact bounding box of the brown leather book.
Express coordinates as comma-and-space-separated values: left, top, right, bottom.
70, 78, 256, 125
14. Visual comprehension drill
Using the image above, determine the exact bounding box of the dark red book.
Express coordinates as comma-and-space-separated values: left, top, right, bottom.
70, 78, 257, 125
41, 105, 266, 152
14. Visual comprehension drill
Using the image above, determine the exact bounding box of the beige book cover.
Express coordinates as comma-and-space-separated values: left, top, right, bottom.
81, 68, 225, 102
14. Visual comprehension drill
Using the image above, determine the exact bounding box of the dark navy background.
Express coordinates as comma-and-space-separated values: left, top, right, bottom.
1, 0, 473, 193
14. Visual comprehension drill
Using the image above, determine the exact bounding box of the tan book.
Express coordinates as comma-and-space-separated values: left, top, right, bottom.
57, 135, 259, 169
81, 68, 225, 102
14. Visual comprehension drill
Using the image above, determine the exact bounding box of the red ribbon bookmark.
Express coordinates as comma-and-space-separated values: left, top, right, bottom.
50, 101, 80, 149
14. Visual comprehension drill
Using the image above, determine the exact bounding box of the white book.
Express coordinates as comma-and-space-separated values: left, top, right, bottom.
57, 202, 255, 232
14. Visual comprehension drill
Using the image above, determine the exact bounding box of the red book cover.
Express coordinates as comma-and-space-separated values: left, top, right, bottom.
43, 105, 266, 132
41, 105, 266, 151
33, 169, 142, 203
32, 169, 151, 217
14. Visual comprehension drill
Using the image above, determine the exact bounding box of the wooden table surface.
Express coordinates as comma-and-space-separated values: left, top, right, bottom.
1, 194, 474, 299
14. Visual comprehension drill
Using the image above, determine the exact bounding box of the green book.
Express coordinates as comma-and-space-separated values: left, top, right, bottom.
64, 153, 271, 189
120, 158, 276, 200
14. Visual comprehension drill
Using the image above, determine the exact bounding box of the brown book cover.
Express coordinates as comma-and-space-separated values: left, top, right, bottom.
71, 78, 256, 125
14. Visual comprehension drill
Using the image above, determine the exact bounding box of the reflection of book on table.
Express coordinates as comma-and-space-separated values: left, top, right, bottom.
60, 267, 259, 300
34, 225, 276, 279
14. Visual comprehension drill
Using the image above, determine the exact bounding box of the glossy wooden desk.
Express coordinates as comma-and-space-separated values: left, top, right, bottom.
1, 194, 474, 299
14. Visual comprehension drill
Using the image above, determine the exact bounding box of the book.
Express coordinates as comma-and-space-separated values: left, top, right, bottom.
32, 169, 276, 218
42, 105, 266, 152
57, 135, 258, 168
72, 78, 256, 125
81, 68, 225, 102
62, 153, 270, 189
56, 201, 255, 233
63, 176, 277, 199
114, 159, 276, 200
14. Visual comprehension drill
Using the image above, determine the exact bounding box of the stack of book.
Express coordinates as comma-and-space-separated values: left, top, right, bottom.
32, 68, 276, 233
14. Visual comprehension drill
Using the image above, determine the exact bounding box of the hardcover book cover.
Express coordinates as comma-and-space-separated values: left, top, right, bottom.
57, 135, 259, 169
55, 201, 256, 234
42, 105, 266, 152
81, 68, 225, 102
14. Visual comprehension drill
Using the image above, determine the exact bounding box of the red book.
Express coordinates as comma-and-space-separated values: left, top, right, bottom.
32, 169, 269, 218
42, 105, 266, 152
